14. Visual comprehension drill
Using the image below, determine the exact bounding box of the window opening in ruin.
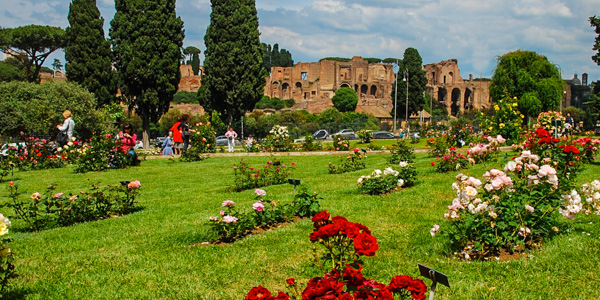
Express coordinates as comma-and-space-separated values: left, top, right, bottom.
443, 76, 446, 84
295, 82, 302, 89
432, 72, 435, 84
301, 72, 307, 80
361, 85, 368, 96
370, 85, 377, 96
451, 88, 461, 116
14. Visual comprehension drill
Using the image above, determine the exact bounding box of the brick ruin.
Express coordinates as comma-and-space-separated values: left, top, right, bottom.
423, 59, 491, 116
264, 56, 395, 117
175, 57, 493, 119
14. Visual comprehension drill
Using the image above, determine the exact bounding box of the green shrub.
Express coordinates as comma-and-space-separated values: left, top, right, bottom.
328, 149, 366, 174
232, 159, 295, 192
388, 139, 415, 164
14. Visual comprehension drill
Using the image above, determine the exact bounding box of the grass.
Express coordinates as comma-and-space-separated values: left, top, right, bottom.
2, 151, 600, 299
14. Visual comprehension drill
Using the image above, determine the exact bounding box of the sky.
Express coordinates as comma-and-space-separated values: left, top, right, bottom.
1, 0, 599, 82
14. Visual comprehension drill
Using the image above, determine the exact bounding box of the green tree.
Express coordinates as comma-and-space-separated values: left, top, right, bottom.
0, 81, 104, 138
183, 46, 201, 75
331, 87, 358, 112
65, 0, 116, 107
51, 58, 63, 76
110, 0, 184, 147
391, 48, 428, 120
0, 60, 24, 82
200, 0, 265, 126
490, 50, 563, 121
591, 16, 600, 66
0, 25, 66, 83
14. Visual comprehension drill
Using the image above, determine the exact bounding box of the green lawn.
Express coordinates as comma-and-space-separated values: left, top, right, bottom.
3, 152, 600, 299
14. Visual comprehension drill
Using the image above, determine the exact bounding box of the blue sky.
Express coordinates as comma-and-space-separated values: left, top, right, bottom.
2, 0, 599, 82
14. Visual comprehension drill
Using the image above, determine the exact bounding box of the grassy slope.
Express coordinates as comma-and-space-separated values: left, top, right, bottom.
4, 152, 600, 299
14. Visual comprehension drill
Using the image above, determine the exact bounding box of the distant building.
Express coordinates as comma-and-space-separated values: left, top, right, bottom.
423, 59, 491, 116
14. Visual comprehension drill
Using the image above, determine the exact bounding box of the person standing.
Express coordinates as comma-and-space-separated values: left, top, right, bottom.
56, 110, 75, 146
177, 114, 191, 154
224, 127, 237, 152
246, 134, 254, 152
170, 117, 183, 155
565, 113, 574, 136
118, 122, 138, 166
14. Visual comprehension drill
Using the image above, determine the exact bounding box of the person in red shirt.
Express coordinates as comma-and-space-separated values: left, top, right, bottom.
118, 122, 138, 166
170, 117, 183, 155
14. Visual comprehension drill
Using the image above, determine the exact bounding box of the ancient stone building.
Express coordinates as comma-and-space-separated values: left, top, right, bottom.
423, 59, 491, 116
264, 56, 395, 116
177, 65, 202, 92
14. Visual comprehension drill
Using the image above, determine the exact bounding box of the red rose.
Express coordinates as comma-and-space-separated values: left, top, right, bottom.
430, 162, 435, 166
353, 232, 378, 256
389, 275, 413, 291
407, 279, 427, 300
9, 181, 14, 187
311, 211, 330, 225
302, 277, 346, 300
339, 221, 360, 238
286, 278, 295, 286
354, 223, 372, 235
244, 286, 273, 300
343, 264, 366, 287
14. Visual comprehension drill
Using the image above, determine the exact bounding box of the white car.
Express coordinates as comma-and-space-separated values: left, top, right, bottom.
331, 129, 357, 139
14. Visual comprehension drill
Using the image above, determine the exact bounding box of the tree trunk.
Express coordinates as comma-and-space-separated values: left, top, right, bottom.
142, 110, 150, 149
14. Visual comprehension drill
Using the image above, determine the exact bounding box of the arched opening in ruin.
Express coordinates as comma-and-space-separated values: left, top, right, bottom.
360, 85, 368, 98
463, 88, 472, 110
451, 88, 461, 116
295, 82, 302, 89
340, 83, 351, 89
282, 83, 290, 99
354, 84, 359, 93
437, 88, 447, 103
370, 85, 377, 97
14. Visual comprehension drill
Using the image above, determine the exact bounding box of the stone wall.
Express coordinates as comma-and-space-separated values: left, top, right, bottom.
423, 59, 491, 116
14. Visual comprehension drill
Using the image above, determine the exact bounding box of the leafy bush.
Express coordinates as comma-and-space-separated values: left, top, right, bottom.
243, 211, 428, 300
332, 87, 359, 112
467, 135, 505, 165
357, 166, 417, 195
206, 187, 321, 243
330, 135, 351, 151
172, 91, 197, 104
296, 134, 323, 151
328, 149, 366, 174
356, 129, 372, 143
0, 81, 105, 139
6, 180, 141, 231
261, 125, 291, 152
388, 139, 415, 164
181, 121, 216, 162
432, 147, 470, 173
479, 96, 523, 145
74, 133, 129, 173
232, 159, 295, 192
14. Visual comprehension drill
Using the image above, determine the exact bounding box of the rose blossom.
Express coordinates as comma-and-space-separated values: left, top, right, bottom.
222, 200, 235, 207
397, 179, 405, 187
399, 161, 408, 168
430, 224, 440, 237
222, 215, 238, 223
219, 210, 225, 216
53, 192, 64, 198
31, 192, 42, 200
253, 201, 265, 212
525, 205, 535, 213
127, 180, 141, 189
255, 189, 266, 196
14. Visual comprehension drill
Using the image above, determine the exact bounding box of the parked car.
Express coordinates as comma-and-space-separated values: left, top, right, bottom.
331, 129, 357, 139
216, 135, 240, 146
313, 129, 329, 140
371, 131, 398, 139
153, 137, 166, 148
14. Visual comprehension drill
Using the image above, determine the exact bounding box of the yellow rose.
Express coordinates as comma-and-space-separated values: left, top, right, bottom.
499, 123, 505, 128
494, 105, 500, 111
512, 102, 518, 107
0, 223, 7, 236
489, 127, 493, 130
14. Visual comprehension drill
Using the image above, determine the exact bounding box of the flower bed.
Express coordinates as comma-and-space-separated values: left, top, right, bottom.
0, 214, 15, 297
467, 135, 505, 165
328, 148, 366, 174
232, 159, 295, 192
432, 147, 469, 173
357, 164, 417, 195
433, 148, 600, 259
243, 211, 427, 300
181, 121, 216, 162
206, 187, 321, 243
6, 180, 141, 231
74, 133, 129, 172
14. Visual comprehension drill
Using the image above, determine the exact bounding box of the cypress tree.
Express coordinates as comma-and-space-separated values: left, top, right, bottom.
110, 0, 184, 147
200, 0, 265, 126
392, 48, 428, 120
65, 0, 115, 107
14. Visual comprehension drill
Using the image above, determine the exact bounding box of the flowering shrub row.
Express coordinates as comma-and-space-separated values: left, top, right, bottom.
357, 163, 417, 195
2, 137, 67, 171
232, 159, 295, 192
6, 180, 141, 231
207, 187, 321, 242
328, 149, 366, 174
479, 96, 523, 145
74, 133, 128, 173
243, 211, 427, 300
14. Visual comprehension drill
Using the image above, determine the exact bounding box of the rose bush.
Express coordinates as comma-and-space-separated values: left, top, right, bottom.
233, 159, 295, 192
387, 139, 415, 164
243, 211, 427, 300
432, 147, 469, 173
467, 135, 505, 165
181, 121, 216, 162
328, 148, 366, 174
357, 164, 417, 195
0, 212, 16, 297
